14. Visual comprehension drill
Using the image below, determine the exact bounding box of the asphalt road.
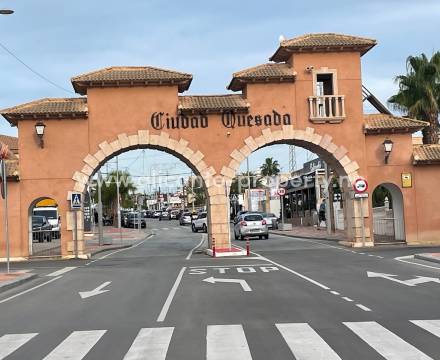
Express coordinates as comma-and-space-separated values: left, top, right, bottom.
1, 220, 440, 359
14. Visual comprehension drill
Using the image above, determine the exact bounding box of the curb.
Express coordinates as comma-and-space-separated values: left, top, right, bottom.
0, 273, 38, 293
88, 233, 154, 257
414, 254, 440, 265
270, 231, 342, 242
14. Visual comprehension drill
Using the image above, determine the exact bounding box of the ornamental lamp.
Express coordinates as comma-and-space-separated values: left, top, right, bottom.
0, 9, 14, 15
35, 121, 46, 148
383, 138, 394, 164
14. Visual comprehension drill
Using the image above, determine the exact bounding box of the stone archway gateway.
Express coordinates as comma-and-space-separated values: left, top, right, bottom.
1, 32, 440, 259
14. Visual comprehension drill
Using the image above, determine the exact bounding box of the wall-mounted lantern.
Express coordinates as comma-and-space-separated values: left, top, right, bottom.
35, 121, 46, 148
383, 138, 394, 164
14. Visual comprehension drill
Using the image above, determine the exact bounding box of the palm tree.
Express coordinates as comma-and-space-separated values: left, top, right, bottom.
230, 171, 263, 194
260, 157, 281, 176
388, 52, 440, 144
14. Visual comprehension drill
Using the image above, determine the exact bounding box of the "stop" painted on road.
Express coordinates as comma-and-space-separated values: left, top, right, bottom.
188, 266, 279, 275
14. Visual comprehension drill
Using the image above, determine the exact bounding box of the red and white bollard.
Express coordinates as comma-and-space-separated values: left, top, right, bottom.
212, 237, 216, 258
246, 237, 250, 256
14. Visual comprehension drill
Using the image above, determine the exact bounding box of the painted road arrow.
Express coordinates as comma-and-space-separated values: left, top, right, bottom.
367, 272, 440, 287
203, 277, 252, 291
79, 281, 112, 299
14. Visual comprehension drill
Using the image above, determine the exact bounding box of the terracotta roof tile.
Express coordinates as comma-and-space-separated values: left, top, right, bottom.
72, 66, 193, 94
270, 33, 377, 62
0, 135, 18, 154
228, 63, 296, 91
364, 113, 428, 134
178, 95, 249, 114
1, 98, 88, 125
413, 145, 440, 164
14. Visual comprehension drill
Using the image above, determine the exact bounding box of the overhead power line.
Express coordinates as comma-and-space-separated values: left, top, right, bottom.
0, 41, 75, 94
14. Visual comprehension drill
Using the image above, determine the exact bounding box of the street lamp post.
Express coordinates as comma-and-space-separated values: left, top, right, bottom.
0, 9, 14, 15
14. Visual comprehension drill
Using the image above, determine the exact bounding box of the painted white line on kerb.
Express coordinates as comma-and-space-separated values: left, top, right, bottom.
395, 255, 440, 271
46, 266, 77, 277
0, 276, 62, 304
85, 235, 153, 266
356, 304, 372, 312
186, 236, 206, 260
157, 267, 186, 322
342, 297, 354, 302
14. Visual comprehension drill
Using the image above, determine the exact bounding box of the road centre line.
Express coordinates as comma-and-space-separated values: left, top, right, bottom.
356, 304, 372, 312
186, 236, 206, 260
85, 235, 153, 266
342, 297, 354, 302
46, 266, 77, 277
0, 276, 63, 304
157, 267, 186, 322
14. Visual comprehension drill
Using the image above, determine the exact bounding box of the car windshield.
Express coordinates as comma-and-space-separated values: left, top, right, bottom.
34, 209, 57, 220
32, 216, 45, 225
244, 214, 263, 221
268, 213, 276, 217
260, 212, 268, 217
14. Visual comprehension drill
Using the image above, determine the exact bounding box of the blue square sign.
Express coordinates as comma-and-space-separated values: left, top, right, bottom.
71, 192, 82, 210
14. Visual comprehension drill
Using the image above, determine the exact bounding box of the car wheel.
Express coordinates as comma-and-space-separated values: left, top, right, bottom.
202, 224, 207, 233
240, 234, 245, 241
259, 235, 263, 240
234, 232, 239, 240
264, 234, 269, 239
192, 224, 198, 233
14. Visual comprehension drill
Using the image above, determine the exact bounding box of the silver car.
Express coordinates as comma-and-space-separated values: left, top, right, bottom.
259, 212, 279, 229
234, 213, 269, 240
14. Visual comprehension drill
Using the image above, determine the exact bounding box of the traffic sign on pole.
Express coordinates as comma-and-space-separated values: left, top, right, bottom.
70, 192, 82, 210
353, 178, 368, 193
277, 188, 286, 196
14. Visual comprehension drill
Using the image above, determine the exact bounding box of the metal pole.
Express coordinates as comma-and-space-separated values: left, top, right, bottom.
116, 156, 121, 228
2, 160, 10, 273
191, 172, 195, 213
281, 194, 285, 228
324, 162, 331, 235
97, 172, 104, 246
73, 209, 78, 259
246, 158, 251, 211
360, 197, 366, 247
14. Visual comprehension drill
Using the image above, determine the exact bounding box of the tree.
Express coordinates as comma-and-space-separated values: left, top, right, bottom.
260, 157, 281, 176
388, 52, 440, 144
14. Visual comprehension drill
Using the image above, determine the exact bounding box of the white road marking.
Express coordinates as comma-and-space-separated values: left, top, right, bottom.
157, 267, 186, 322
276, 323, 341, 360
395, 255, 440, 271
85, 236, 153, 266
203, 277, 252, 291
79, 281, 111, 299
356, 304, 372, 312
162, 228, 169, 231
0, 276, 63, 304
189, 263, 269, 269
411, 320, 440, 338
186, 235, 206, 260
123, 327, 174, 360
330, 291, 340, 295
43, 330, 106, 360
207, 324, 252, 360
342, 297, 354, 302
0, 333, 38, 359
46, 267, 77, 277
344, 321, 432, 360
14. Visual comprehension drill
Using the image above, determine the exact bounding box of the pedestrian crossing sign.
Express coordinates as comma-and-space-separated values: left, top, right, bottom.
70, 192, 82, 210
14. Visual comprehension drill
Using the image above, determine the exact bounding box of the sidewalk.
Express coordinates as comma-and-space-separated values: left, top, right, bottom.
85, 227, 152, 256
271, 226, 347, 241
0, 271, 37, 293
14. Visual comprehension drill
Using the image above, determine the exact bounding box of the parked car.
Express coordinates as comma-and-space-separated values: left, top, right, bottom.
153, 211, 161, 218
234, 210, 248, 224
32, 215, 53, 242
191, 212, 199, 220
169, 210, 179, 220
127, 213, 146, 228
180, 212, 192, 225
102, 215, 113, 226
192, 212, 208, 233
159, 211, 169, 221
33, 207, 60, 238
258, 212, 279, 229
234, 213, 268, 240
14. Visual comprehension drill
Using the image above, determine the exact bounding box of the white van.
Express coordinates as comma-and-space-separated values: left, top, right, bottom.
33, 207, 60, 235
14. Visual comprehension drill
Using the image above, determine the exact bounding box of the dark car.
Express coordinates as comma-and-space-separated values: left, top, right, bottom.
32, 215, 53, 242
127, 213, 146, 228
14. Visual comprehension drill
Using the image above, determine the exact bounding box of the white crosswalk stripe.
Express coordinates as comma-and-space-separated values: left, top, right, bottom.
1, 320, 439, 359
123, 327, 174, 360
207, 324, 252, 360
344, 321, 433, 360
411, 320, 440, 338
276, 323, 341, 359
0, 333, 37, 359
43, 330, 106, 360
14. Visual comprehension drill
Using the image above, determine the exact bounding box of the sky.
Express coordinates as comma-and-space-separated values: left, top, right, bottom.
0, 0, 439, 193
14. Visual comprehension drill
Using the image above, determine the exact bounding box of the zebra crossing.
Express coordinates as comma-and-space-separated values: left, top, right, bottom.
0, 320, 439, 359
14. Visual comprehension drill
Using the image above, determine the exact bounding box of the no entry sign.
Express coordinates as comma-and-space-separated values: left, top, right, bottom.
353, 178, 368, 193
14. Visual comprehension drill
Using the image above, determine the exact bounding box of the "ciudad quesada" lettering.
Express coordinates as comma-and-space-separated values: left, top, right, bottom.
150, 109, 291, 130
221, 110, 291, 128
